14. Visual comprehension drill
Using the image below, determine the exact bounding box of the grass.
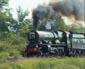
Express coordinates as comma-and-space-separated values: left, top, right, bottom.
0, 57, 85, 69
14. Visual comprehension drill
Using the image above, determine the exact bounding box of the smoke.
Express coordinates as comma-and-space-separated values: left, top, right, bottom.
32, 6, 55, 29
50, 0, 85, 20
32, 0, 85, 30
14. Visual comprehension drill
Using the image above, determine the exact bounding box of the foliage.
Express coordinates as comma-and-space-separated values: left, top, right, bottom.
14, 7, 32, 34
0, 11, 12, 32
0, 52, 10, 62
51, 17, 70, 31
0, 0, 13, 32
70, 24, 85, 33
0, 57, 84, 69
0, 1, 31, 61
0, 0, 8, 9
0, 33, 27, 60
38, 17, 70, 31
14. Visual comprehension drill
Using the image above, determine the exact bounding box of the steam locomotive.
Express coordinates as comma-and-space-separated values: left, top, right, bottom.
24, 30, 85, 57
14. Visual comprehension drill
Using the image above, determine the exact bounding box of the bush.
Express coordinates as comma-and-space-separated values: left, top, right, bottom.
0, 52, 10, 62
9, 50, 21, 59
0, 33, 27, 59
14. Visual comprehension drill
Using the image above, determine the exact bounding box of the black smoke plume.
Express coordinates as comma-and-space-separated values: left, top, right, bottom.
32, 0, 85, 30
32, 10, 39, 30
32, 6, 55, 30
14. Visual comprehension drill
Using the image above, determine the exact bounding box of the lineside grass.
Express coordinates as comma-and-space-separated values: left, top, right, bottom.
0, 57, 85, 69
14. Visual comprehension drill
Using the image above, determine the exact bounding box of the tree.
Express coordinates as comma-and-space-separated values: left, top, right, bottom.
38, 16, 70, 31
0, 0, 12, 32
51, 17, 69, 30
8, 7, 32, 35
70, 23, 85, 33
0, 0, 8, 9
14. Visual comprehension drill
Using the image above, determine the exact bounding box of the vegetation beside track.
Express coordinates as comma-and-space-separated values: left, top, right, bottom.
0, 57, 85, 69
